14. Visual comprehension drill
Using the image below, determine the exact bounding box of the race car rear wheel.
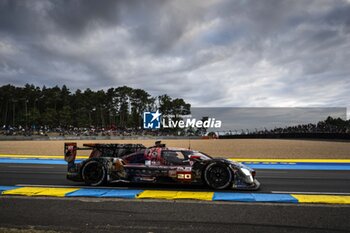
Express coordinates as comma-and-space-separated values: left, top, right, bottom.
82, 160, 106, 186
204, 162, 232, 189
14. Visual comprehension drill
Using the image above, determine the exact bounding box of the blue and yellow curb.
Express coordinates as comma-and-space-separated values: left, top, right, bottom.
1, 186, 350, 204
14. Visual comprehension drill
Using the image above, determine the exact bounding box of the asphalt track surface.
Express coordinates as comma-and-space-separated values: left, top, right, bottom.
1, 163, 350, 233
1, 196, 350, 233
0, 163, 350, 193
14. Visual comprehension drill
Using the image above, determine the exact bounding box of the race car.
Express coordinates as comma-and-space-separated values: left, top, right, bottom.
64, 141, 260, 190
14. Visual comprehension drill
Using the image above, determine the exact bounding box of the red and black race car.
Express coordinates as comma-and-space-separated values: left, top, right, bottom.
64, 141, 260, 190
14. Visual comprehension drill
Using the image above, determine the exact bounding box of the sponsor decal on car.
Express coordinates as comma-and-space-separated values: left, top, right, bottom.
177, 173, 192, 180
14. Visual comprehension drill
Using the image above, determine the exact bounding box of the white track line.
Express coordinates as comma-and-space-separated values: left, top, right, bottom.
271, 191, 350, 195
258, 176, 350, 179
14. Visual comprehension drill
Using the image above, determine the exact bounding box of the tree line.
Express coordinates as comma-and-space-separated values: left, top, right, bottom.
0, 84, 191, 129
220, 116, 350, 140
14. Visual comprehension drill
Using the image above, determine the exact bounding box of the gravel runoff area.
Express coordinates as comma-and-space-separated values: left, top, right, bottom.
0, 139, 349, 159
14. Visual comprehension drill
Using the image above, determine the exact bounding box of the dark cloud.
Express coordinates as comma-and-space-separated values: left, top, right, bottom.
48, 0, 127, 37
0, 0, 350, 115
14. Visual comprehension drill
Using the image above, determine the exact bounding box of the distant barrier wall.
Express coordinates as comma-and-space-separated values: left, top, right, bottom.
0, 135, 201, 141
1, 133, 350, 140
220, 133, 350, 140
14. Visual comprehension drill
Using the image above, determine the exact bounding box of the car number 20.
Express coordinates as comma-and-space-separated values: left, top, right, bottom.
177, 173, 191, 180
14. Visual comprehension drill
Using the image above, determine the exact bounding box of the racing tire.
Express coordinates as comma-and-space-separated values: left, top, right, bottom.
82, 160, 107, 186
204, 162, 233, 190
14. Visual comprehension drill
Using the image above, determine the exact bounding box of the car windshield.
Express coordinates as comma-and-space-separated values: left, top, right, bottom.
182, 150, 213, 160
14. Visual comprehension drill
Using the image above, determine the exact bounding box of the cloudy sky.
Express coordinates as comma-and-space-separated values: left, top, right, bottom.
0, 0, 350, 110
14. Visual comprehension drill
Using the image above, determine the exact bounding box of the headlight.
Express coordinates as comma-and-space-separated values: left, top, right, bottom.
240, 168, 254, 184
241, 168, 251, 176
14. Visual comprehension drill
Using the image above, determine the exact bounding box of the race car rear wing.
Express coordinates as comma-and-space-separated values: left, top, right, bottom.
64, 142, 146, 164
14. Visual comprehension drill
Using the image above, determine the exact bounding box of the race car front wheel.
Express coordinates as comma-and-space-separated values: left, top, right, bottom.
204, 162, 232, 189
82, 160, 106, 186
